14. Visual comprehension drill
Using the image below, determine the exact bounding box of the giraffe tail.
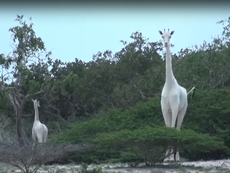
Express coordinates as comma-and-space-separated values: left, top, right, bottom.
187, 86, 196, 99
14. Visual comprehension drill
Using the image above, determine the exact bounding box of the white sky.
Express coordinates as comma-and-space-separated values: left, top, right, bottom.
0, 4, 229, 63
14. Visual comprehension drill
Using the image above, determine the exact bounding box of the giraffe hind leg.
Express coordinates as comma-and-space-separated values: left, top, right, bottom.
162, 109, 173, 162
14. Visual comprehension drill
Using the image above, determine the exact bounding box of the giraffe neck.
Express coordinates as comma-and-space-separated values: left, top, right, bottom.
165, 44, 176, 85
34, 104, 40, 122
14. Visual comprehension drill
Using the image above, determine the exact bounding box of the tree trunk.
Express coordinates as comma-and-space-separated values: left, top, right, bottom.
16, 109, 24, 146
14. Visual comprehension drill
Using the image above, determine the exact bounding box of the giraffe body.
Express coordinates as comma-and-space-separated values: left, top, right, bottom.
32, 99, 48, 144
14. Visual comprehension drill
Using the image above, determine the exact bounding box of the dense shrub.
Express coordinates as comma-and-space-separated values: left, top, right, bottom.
50, 89, 230, 164
94, 126, 228, 164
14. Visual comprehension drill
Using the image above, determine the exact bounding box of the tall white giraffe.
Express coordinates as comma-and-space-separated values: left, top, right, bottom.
159, 29, 195, 162
32, 99, 48, 145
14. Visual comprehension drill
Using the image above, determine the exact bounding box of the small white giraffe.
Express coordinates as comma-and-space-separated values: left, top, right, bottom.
159, 29, 195, 162
32, 99, 48, 145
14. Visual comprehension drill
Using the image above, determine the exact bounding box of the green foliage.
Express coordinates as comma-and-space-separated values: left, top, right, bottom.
51, 96, 163, 143
183, 89, 230, 160
51, 89, 230, 163
94, 126, 227, 165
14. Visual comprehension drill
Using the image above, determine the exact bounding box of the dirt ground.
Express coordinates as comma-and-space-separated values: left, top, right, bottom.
2, 159, 230, 173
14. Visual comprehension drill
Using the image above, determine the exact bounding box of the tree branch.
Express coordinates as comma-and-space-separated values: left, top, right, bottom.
133, 84, 146, 100
42, 110, 66, 123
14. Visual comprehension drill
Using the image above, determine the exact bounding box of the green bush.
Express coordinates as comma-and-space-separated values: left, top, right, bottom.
184, 89, 230, 146
51, 96, 163, 144
94, 126, 228, 165
50, 89, 230, 163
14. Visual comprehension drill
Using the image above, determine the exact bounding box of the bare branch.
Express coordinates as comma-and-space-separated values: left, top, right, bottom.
211, 74, 224, 89
22, 114, 32, 118
43, 110, 67, 123
0, 140, 91, 173
133, 84, 146, 100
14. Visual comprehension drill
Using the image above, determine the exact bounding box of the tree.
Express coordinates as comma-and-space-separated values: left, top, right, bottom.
3, 15, 50, 145
174, 16, 230, 90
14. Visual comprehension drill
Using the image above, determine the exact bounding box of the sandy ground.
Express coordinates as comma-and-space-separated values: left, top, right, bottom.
4, 159, 230, 173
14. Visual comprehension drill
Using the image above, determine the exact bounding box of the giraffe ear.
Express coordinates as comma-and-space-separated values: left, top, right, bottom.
170, 30, 175, 35
159, 30, 163, 35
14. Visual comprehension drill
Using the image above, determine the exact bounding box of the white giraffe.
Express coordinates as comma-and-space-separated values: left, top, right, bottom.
32, 99, 48, 145
159, 29, 195, 162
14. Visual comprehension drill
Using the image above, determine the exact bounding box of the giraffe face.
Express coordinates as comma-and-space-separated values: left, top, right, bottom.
159, 29, 174, 47
32, 99, 40, 107
36, 100, 40, 107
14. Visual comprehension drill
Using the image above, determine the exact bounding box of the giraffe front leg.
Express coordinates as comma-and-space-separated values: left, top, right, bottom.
171, 106, 179, 128
164, 146, 174, 162
164, 148, 171, 162
175, 150, 180, 161
169, 148, 174, 161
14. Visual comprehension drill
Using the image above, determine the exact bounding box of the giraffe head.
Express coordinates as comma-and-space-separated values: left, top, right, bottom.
32, 99, 40, 107
159, 29, 174, 47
